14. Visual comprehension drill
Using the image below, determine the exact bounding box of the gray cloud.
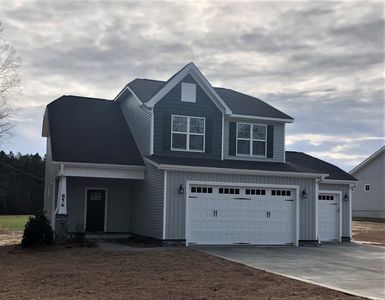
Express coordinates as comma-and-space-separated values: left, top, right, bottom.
0, 0, 383, 170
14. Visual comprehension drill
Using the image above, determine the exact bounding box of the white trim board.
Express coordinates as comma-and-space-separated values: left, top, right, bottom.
143, 157, 328, 178
162, 170, 167, 240
185, 180, 300, 246
55, 162, 145, 180
84, 187, 108, 232
145, 62, 232, 114
230, 114, 293, 123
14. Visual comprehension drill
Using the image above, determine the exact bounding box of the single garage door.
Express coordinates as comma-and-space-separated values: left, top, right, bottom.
318, 193, 340, 242
186, 185, 297, 246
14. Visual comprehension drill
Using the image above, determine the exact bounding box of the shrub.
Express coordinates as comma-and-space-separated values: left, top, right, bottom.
21, 211, 53, 248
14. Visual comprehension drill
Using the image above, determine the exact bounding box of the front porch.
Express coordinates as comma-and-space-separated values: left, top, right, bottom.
52, 162, 144, 239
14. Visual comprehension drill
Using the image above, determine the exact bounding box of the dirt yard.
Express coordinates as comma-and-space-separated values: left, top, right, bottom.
352, 220, 385, 245
0, 244, 362, 300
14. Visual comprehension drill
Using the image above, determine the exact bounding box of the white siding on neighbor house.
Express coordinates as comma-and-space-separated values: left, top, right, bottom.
165, 171, 316, 241
66, 177, 133, 232
352, 153, 385, 219
130, 162, 164, 239
223, 116, 285, 162
119, 92, 152, 156
43, 136, 60, 225
319, 183, 351, 237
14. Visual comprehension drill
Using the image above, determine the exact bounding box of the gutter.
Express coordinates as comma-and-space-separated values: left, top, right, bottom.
144, 157, 328, 178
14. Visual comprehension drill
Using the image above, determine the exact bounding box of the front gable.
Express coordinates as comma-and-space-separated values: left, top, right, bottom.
145, 62, 232, 114
152, 74, 223, 159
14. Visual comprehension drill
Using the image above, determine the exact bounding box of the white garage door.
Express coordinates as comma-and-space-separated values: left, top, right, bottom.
186, 185, 296, 245
318, 193, 340, 242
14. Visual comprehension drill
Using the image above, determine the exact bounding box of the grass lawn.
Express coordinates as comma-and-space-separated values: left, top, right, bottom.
0, 215, 30, 232
0, 245, 362, 300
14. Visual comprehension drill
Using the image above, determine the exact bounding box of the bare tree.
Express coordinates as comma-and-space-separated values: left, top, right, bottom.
0, 22, 20, 141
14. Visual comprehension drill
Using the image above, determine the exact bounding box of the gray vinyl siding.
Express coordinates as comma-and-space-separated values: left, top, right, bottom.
130, 162, 164, 239
66, 177, 133, 232
319, 183, 351, 237
165, 171, 316, 241
120, 91, 152, 156
43, 136, 60, 225
352, 153, 385, 219
153, 74, 222, 159
224, 116, 285, 162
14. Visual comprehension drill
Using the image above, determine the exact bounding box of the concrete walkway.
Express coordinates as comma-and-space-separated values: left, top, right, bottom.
199, 243, 385, 300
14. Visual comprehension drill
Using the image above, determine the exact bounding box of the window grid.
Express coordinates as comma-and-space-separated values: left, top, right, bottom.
271, 189, 291, 196
236, 123, 267, 157
219, 188, 240, 195
171, 115, 205, 152
245, 189, 266, 195
318, 195, 335, 200
191, 186, 213, 194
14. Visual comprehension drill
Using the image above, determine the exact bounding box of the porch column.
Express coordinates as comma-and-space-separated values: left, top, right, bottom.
57, 176, 67, 215
55, 176, 68, 241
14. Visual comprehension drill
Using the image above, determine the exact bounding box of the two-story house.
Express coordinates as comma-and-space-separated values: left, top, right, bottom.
42, 62, 357, 245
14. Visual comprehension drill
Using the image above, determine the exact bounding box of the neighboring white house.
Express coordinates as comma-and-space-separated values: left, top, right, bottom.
350, 146, 385, 220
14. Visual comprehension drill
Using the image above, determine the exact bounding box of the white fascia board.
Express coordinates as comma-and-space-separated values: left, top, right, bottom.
321, 179, 357, 185
143, 157, 328, 178
349, 146, 385, 175
145, 63, 232, 114
113, 85, 145, 107
42, 108, 49, 137
230, 114, 294, 123
53, 161, 145, 180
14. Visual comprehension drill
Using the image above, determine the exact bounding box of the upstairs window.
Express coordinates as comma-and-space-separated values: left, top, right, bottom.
364, 184, 370, 191
171, 115, 205, 152
236, 123, 266, 157
181, 82, 196, 103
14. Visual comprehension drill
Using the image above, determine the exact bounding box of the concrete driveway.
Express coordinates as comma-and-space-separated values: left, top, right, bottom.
199, 243, 385, 300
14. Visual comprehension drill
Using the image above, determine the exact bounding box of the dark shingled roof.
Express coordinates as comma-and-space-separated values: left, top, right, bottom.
47, 96, 144, 166
286, 151, 357, 181
146, 152, 357, 181
127, 79, 293, 120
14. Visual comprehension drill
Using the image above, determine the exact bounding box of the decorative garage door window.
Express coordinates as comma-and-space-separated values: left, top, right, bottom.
271, 189, 291, 196
219, 188, 240, 195
191, 186, 213, 193
319, 195, 334, 200
245, 189, 266, 195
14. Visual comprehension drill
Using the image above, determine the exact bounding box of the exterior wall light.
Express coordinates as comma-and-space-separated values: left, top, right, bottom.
178, 184, 185, 195
302, 190, 308, 199
344, 194, 349, 201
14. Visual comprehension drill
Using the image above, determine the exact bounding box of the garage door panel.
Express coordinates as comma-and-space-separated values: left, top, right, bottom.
187, 185, 296, 245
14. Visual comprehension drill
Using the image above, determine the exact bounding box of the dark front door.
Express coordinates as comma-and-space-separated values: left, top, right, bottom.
86, 189, 106, 232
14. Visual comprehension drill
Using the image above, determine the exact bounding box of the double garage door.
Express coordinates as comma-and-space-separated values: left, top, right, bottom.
186, 184, 297, 246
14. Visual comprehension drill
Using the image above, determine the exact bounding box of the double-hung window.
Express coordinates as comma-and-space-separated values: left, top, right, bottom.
236, 123, 267, 156
171, 115, 205, 152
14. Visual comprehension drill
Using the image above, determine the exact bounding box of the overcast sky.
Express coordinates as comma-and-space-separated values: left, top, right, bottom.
0, 0, 384, 171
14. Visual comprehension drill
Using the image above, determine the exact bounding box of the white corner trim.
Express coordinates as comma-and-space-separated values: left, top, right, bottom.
150, 109, 154, 155
143, 157, 328, 178
54, 162, 145, 180
145, 63, 232, 114
162, 170, 167, 240
230, 114, 294, 123
315, 178, 319, 241
221, 113, 224, 160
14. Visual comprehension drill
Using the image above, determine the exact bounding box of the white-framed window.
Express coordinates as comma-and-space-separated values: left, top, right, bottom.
236, 123, 267, 157
364, 184, 370, 191
171, 115, 205, 152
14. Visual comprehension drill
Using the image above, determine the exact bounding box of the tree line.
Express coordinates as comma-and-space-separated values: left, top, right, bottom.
0, 151, 44, 214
